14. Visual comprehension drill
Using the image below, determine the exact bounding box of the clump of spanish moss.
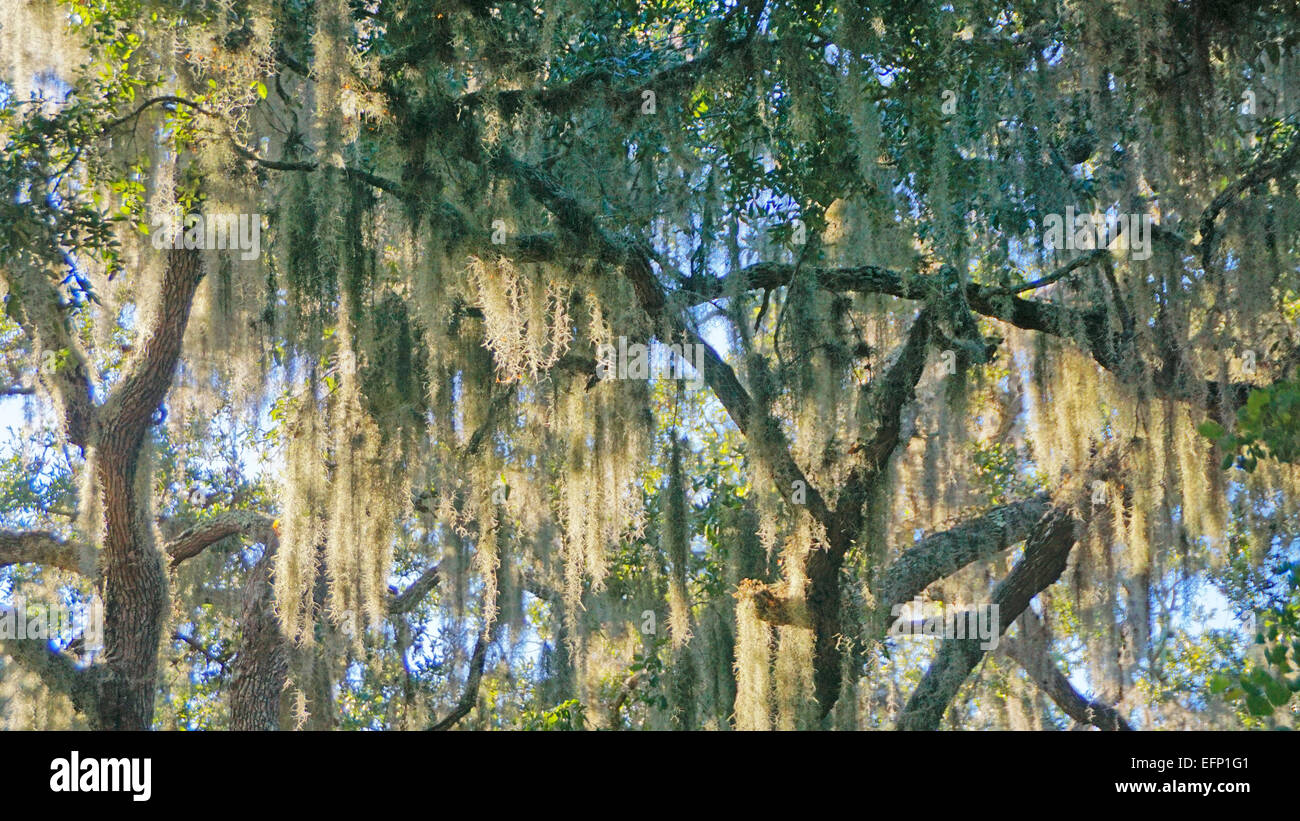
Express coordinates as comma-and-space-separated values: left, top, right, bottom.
733, 583, 772, 731
274, 389, 326, 644
664, 435, 692, 647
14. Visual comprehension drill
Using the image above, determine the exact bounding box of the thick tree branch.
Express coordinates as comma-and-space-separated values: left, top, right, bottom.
228, 140, 573, 268
746, 497, 1050, 633
428, 631, 491, 731
0, 265, 97, 449
873, 495, 1052, 628
833, 308, 935, 551
896, 506, 1079, 730
389, 564, 440, 615
98, 248, 203, 451
1001, 612, 1132, 731
230, 548, 288, 731
766, 307, 937, 713
0, 529, 85, 574
165, 510, 276, 568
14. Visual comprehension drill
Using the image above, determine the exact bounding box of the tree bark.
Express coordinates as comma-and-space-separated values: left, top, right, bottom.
91, 441, 169, 730
230, 553, 289, 730
896, 507, 1079, 730
90, 248, 204, 729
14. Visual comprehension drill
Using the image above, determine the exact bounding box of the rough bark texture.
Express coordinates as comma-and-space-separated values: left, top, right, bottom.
90, 247, 204, 730
166, 511, 276, 568
873, 496, 1051, 629
91, 439, 170, 730
0, 248, 206, 729
230, 552, 289, 731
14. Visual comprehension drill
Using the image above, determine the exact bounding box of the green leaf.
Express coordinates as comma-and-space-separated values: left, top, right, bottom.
1198, 420, 1225, 440
1264, 674, 1292, 707
1245, 691, 1274, 716
1247, 389, 1270, 416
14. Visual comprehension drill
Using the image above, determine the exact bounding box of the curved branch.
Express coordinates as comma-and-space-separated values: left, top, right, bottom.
989, 248, 1113, 295
98, 248, 203, 453
428, 631, 491, 731
165, 510, 276, 568
1198, 123, 1300, 266
491, 148, 836, 530
873, 495, 1052, 628
896, 506, 1079, 730
1001, 631, 1131, 731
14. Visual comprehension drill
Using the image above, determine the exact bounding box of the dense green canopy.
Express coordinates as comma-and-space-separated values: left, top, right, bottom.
1, 0, 1299, 730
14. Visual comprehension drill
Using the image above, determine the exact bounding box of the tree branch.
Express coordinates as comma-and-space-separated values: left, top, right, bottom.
230, 549, 288, 730
896, 506, 1079, 730
607, 671, 642, 728
491, 148, 835, 528
98, 248, 203, 452
873, 495, 1052, 628
688, 258, 1255, 415
0, 265, 97, 449
428, 630, 491, 731
389, 564, 440, 615
834, 308, 935, 550
0, 529, 86, 574
165, 510, 276, 568
987, 248, 1113, 295
1001, 612, 1132, 731
173, 630, 231, 669
1198, 121, 1300, 267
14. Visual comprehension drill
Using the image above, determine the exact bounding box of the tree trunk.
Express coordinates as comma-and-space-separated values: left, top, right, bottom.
231, 555, 289, 730
806, 545, 843, 717
90, 248, 205, 729
91, 426, 167, 729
